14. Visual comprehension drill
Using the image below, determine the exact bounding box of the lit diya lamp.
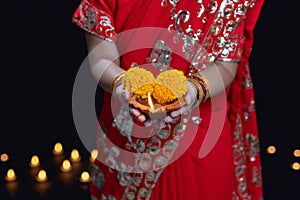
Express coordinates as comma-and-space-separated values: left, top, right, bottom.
70, 149, 81, 162
5, 168, 17, 182
79, 171, 91, 183
294, 149, 300, 157
126, 68, 187, 119
1, 153, 9, 162
291, 162, 300, 171
60, 159, 72, 172
52, 142, 64, 155
36, 169, 48, 183
90, 149, 98, 163
29, 155, 41, 168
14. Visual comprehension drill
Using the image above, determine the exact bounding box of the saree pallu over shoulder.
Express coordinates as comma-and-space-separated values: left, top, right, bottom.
198, 0, 265, 199
174, 0, 265, 198
195, 0, 260, 67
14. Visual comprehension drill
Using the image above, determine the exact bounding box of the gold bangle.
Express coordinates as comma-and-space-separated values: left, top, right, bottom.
190, 73, 210, 102
187, 78, 204, 108
111, 72, 125, 93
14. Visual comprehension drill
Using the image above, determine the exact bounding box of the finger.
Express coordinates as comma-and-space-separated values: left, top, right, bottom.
165, 115, 180, 123
137, 114, 146, 122
129, 108, 146, 121
115, 85, 123, 95
165, 116, 174, 123
130, 108, 141, 117
144, 120, 152, 127
171, 105, 191, 118
184, 93, 192, 105
124, 90, 130, 100
170, 108, 183, 118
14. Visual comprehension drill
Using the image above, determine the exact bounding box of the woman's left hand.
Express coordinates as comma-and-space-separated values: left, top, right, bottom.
164, 81, 198, 123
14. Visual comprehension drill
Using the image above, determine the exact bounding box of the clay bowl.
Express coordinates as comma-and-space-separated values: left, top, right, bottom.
128, 94, 186, 119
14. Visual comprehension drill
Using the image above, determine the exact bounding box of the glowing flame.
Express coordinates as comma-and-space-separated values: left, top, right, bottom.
90, 149, 98, 162
60, 159, 72, 172
294, 149, 300, 157
266, 146, 276, 154
36, 169, 48, 182
80, 171, 91, 183
1, 153, 9, 162
53, 142, 63, 155
291, 162, 300, 170
148, 92, 154, 111
5, 168, 16, 181
70, 149, 81, 162
30, 155, 40, 167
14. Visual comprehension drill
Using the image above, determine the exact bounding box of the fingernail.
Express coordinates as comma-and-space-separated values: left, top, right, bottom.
144, 121, 152, 127
171, 112, 177, 118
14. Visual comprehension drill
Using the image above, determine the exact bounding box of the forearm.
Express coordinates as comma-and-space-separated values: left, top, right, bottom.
195, 61, 238, 98
90, 59, 124, 92
85, 33, 124, 93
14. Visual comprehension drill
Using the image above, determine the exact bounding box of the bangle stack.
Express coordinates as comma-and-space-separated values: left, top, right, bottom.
187, 72, 210, 107
111, 72, 125, 93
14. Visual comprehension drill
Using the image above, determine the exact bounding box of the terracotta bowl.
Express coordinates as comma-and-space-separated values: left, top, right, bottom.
128, 94, 186, 119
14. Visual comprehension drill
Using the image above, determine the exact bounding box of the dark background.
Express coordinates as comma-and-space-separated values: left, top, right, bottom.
1, 0, 299, 199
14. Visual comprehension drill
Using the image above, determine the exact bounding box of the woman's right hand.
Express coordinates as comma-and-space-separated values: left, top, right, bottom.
114, 83, 150, 126
114, 83, 130, 107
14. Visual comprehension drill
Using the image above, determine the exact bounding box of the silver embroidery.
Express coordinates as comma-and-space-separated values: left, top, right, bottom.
118, 170, 132, 187
113, 106, 133, 137
146, 40, 172, 71
233, 113, 251, 199
104, 146, 121, 168
157, 128, 171, 139
84, 9, 98, 29
153, 156, 168, 170
147, 136, 162, 155
234, 4, 247, 23
192, 116, 202, 124
208, 1, 218, 13
161, 0, 168, 7
243, 112, 250, 121
125, 192, 135, 200
223, 20, 235, 37
136, 153, 152, 171
252, 166, 262, 187
101, 194, 116, 200
138, 188, 149, 198
90, 164, 105, 190
248, 99, 255, 112
167, 1, 205, 60
212, 19, 224, 35
190, 46, 211, 73
245, 133, 260, 162
196, 0, 205, 18
223, 2, 234, 19
97, 16, 115, 38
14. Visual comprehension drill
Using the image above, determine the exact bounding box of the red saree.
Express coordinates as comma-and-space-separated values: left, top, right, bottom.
72, 0, 265, 199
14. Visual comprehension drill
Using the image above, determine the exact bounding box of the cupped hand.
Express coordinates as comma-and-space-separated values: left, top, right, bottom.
115, 81, 199, 126
114, 83, 130, 107
164, 81, 198, 123
114, 83, 151, 126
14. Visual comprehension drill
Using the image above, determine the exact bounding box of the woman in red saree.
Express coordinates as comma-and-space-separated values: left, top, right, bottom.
72, 0, 264, 199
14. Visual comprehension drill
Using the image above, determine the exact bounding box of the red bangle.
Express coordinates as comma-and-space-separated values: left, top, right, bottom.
188, 73, 210, 103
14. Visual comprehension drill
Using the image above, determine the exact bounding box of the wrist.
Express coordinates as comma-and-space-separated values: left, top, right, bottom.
187, 78, 204, 108
111, 72, 125, 93
187, 72, 210, 107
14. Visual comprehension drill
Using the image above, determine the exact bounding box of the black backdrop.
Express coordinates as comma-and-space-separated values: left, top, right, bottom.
1, 0, 299, 199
